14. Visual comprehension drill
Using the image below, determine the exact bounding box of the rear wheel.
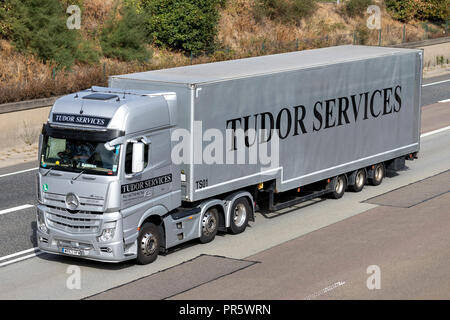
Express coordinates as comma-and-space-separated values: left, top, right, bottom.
229, 197, 251, 234
329, 175, 346, 199
137, 223, 161, 265
350, 169, 366, 192
199, 207, 219, 244
369, 163, 385, 186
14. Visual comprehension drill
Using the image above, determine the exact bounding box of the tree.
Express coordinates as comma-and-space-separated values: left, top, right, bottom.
140, 0, 222, 55
100, 4, 152, 62
386, 0, 449, 22
0, 0, 98, 68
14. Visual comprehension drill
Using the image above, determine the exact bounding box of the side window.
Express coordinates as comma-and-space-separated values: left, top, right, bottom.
124, 142, 149, 174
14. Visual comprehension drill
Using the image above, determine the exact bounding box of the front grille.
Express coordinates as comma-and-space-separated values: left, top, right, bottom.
46, 206, 102, 234
43, 192, 104, 210
47, 205, 102, 216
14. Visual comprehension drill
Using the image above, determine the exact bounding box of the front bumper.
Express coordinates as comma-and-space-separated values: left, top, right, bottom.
36, 205, 136, 263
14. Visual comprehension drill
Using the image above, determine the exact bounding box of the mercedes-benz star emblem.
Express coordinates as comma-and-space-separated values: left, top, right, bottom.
65, 193, 80, 210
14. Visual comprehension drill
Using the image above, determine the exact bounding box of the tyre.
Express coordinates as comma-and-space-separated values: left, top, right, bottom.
229, 197, 251, 235
329, 175, 346, 199
137, 223, 161, 265
349, 169, 366, 192
199, 207, 219, 244
369, 163, 385, 186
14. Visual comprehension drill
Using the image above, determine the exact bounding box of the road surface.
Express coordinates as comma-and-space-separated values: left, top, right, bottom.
0, 75, 448, 299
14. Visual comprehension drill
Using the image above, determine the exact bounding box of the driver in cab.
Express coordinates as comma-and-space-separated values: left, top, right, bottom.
58, 141, 94, 163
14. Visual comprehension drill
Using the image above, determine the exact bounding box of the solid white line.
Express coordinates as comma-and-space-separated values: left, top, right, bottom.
0, 167, 38, 179
422, 79, 450, 87
438, 99, 450, 103
0, 251, 43, 268
420, 125, 450, 138
0, 247, 39, 262
0, 204, 34, 216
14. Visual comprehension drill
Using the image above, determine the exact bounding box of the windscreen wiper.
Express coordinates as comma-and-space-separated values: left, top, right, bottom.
43, 167, 54, 176
72, 170, 85, 181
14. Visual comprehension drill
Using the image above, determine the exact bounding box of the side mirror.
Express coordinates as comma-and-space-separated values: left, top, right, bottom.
132, 142, 145, 173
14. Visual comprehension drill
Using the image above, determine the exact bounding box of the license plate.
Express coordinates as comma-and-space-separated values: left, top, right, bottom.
61, 248, 82, 256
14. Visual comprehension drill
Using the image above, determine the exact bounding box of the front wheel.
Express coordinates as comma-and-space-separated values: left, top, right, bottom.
137, 223, 161, 265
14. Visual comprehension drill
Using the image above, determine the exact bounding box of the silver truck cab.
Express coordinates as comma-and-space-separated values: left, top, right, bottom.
37, 86, 186, 263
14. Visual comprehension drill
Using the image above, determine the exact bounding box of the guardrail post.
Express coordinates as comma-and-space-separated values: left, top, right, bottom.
402, 24, 406, 43
378, 29, 382, 46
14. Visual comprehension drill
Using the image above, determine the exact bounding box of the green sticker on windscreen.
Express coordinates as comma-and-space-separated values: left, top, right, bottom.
43, 184, 48, 192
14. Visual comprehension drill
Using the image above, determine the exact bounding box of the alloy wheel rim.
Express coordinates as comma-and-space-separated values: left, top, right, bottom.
141, 232, 157, 256
202, 211, 217, 235
335, 177, 344, 194
375, 166, 383, 181
233, 203, 247, 227
356, 171, 365, 187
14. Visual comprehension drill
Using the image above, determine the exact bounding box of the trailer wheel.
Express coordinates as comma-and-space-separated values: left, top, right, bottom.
349, 169, 366, 192
229, 197, 251, 234
369, 163, 385, 186
137, 223, 161, 265
330, 175, 346, 199
199, 207, 219, 244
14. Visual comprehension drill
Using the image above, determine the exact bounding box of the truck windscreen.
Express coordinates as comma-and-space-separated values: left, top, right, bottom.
40, 135, 120, 176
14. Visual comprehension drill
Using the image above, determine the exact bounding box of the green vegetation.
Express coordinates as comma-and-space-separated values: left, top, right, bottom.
0, 0, 98, 68
139, 0, 222, 55
0, 0, 448, 105
340, 0, 373, 17
385, 0, 449, 22
100, 4, 152, 62
253, 0, 318, 25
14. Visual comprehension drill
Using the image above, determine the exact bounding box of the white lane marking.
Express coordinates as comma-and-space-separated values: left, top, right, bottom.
422, 79, 450, 87
0, 247, 39, 262
438, 98, 450, 103
0, 167, 38, 179
0, 251, 43, 268
0, 204, 34, 216
303, 281, 346, 300
421, 125, 450, 138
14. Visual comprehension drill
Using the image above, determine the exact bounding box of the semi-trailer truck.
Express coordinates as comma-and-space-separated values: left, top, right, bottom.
36, 45, 423, 264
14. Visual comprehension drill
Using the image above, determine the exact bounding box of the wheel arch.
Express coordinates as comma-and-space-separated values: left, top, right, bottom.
138, 205, 168, 249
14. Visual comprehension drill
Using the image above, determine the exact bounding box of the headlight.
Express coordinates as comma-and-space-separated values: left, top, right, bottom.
98, 221, 116, 242
37, 209, 48, 234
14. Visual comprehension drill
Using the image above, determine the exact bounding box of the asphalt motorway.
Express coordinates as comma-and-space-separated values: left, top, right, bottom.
0, 75, 448, 299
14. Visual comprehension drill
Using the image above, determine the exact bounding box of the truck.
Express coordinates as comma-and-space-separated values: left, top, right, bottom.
36, 45, 423, 264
